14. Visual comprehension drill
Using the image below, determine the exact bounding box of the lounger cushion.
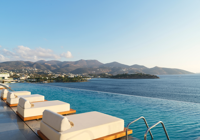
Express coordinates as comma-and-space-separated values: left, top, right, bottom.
17, 100, 70, 117
0, 86, 5, 89
1, 89, 9, 98
40, 111, 124, 140
2, 90, 31, 99
43, 110, 71, 132
7, 94, 44, 104
19, 98, 31, 109
10, 91, 31, 96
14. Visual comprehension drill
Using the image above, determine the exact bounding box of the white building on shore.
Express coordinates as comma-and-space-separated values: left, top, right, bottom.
0, 73, 10, 79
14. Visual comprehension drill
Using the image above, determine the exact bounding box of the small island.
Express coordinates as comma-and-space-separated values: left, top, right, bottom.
109, 73, 159, 79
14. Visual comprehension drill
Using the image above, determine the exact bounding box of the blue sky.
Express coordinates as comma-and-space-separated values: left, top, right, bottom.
0, 0, 200, 72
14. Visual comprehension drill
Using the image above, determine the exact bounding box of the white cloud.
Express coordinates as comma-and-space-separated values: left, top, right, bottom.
0, 46, 72, 61
0, 54, 5, 61
0, 45, 2, 48
60, 51, 72, 58
14, 46, 61, 61
0, 54, 9, 62
2, 49, 16, 56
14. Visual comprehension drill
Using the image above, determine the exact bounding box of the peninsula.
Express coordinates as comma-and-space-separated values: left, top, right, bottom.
109, 73, 159, 79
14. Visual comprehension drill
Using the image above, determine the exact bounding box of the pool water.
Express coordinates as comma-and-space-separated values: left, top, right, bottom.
9, 82, 200, 140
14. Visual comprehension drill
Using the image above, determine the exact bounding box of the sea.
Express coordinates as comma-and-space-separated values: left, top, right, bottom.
9, 74, 200, 140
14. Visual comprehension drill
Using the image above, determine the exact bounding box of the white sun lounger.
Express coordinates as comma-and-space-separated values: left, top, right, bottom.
17, 98, 76, 121
1, 89, 9, 100
0, 85, 6, 89
1, 89, 31, 100
0, 84, 9, 90
37, 110, 133, 140
6, 92, 45, 107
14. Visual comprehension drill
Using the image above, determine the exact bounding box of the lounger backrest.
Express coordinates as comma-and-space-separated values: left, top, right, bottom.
19, 98, 31, 109
7, 92, 15, 99
42, 110, 71, 132
1, 89, 8, 98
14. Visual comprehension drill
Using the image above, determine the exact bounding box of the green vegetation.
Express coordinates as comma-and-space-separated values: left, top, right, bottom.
88, 73, 112, 78
54, 76, 87, 82
109, 73, 159, 79
27, 75, 87, 83
10, 74, 20, 79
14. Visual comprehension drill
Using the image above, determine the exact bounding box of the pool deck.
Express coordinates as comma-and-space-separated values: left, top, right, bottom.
0, 98, 136, 140
0, 99, 41, 140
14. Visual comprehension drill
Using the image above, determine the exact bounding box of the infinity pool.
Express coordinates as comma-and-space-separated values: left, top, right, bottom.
10, 83, 200, 140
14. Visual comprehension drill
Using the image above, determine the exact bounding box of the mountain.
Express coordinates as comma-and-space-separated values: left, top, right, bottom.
0, 60, 194, 75
73, 59, 103, 67
36, 59, 103, 68
131, 64, 147, 69
142, 67, 192, 75
0, 61, 34, 70
101, 62, 129, 68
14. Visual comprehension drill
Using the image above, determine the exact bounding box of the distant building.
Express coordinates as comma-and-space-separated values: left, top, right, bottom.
0, 73, 10, 79
68, 74, 74, 78
20, 76, 26, 80
9, 72, 13, 76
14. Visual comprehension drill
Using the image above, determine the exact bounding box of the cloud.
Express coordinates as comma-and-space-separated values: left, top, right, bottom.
15, 46, 61, 61
0, 46, 72, 61
0, 54, 9, 62
60, 51, 72, 58
2, 49, 16, 56
0, 54, 5, 61
0, 45, 2, 48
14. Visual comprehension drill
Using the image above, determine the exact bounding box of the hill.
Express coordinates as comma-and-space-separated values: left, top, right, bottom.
0, 60, 193, 75
100, 62, 129, 68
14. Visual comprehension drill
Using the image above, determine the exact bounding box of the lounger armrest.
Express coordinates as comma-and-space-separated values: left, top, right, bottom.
42, 110, 71, 132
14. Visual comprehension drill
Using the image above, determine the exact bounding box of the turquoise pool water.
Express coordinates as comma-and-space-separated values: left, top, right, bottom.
10, 83, 200, 140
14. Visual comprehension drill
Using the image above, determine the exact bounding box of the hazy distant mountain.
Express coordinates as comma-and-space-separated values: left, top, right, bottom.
101, 62, 129, 68
142, 67, 192, 75
37, 59, 103, 68
73, 59, 103, 67
0, 59, 194, 75
0, 61, 34, 70
131, 64, 147, 69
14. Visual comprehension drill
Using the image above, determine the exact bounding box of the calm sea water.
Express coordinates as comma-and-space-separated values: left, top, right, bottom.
9, 74, 200, 140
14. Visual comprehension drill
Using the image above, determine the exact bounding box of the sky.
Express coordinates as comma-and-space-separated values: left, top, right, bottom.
0, 0, 200, 73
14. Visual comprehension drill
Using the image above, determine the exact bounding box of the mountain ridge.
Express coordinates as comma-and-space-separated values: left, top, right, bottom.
0, 59, 193, 75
